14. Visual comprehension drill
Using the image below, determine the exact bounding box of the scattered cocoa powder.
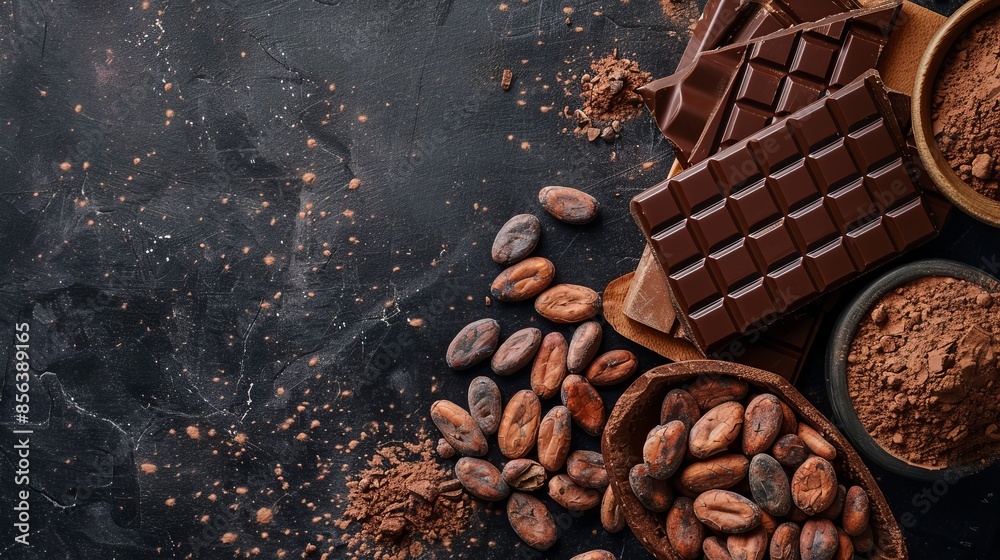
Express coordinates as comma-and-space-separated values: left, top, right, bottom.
847, 276, 1000, 469
931, 9, 1000, 199
568, 52, 652, 142
338, 437, 472, 560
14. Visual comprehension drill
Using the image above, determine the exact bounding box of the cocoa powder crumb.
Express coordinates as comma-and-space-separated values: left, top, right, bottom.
847, 276, 1000, 468
931, 9, 1000, 199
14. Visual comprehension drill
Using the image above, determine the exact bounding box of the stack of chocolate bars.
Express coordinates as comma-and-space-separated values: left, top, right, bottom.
623, 0, 950, 377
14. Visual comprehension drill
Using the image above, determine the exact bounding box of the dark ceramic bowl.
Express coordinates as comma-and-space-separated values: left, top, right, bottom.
826, 259, 1000, 481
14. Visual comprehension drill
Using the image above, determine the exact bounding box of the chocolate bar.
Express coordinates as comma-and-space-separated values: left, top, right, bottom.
640, 1, 901, 167
631, 71, 938, 353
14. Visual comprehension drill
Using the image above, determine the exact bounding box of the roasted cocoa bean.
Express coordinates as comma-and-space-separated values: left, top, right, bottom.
531, 332, 568, 399
491, 327, 543, 375
727, 526, 768, 560
679, 454, 749, 493
688, 375, 748, 410
491, 257, 556, 302
703, 536, 735, 560
600, 485, 626, 533
502, 459, 547, 491
468, 376, 502, 436
818, 485, 846, 521
743, 394, 783, 456
834, 528, 854, 560
548, 473, 601, 511
791, 456, 838, 516
446, 318, 500, 370
454, 457, 510, 502
507, 492, 558, 551
748, 453, 791, 517
567, 321, 602, 374
538, 186, 600, 225
798, 423, 837, 461
537, 406, 572, 471
660, 388, 702, 427
561, 375, 606, 436
851, 523, 874, 553
693, 490, 762, 534
629, 463, 673, 513
535, 284, 602, 324
689, 401, 744, 459
799, 519, 838, 560
492, 213, 541, 265
585, 349, 638, 386
666, 496, 705, 560
769, 522, 801, 560
842, 486, 870, 536
430, 400, 488, 457
643, 421, 687, 480
779, 401, 798, 435
772, 434, 809, 468
566, 450, 609, 489
498, 390, 542, 459
570, 551, 616, 560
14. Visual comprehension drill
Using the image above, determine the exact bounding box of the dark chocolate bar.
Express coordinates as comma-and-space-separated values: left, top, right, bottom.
631, 71, 938, 353
640, 1, 901, 167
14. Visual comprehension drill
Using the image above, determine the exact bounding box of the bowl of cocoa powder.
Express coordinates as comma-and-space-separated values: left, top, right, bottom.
914, 0, 1000, 227
827, 260, 1000, 480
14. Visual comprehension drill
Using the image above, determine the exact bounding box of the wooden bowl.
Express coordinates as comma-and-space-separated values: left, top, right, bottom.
602, 360, 907, 560
912, 0, 1000, 227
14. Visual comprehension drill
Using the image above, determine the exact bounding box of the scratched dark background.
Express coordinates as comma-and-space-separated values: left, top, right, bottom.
0, 0, 995, 559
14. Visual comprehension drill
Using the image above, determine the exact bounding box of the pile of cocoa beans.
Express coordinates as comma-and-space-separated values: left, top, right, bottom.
631, 375, 873, 560
430, 187, 632, 559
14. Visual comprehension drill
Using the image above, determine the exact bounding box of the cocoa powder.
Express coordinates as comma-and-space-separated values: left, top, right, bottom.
931, 9, 1000, 199
847, 276, 1000, 468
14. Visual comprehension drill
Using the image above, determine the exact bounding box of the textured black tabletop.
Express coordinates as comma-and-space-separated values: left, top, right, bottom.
1, 0, 996, 559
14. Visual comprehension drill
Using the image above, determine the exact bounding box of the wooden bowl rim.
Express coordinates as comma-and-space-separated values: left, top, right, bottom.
912, 0, 1000, 228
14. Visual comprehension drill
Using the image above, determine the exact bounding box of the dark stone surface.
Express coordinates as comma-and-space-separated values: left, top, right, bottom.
0, 0, 994, 558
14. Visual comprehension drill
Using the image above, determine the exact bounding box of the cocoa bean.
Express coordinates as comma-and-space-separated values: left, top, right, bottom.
851, 523, 873, 553
502, 459, 547, 491
600, 485, 626, 533
688, 375, 748, 410
491, 257, 556, 302
772, 434, 809, 468
679, 454, 749, 493
666, 496, 705, 560
842, 486, 870, 537
779, 401, 798, 435
507, 492, 557, 551
492, 214, 541, 265
727, 526, 767, 560
703, 536, 735, 560
660, 388, 701, 428
567, 321, 602, 374
689, 401, 744, 459
497, 390, 542, 459
799, 519, 838, 560
585, 349, 638, 386
531, 332, 568, 399
643, 421, 687, 480
692, 490, 761, 534
760, 510, 778, 536
548, 473, 601, 511
491, 327, 542, 375
468, 376, 502, 436
818, 484, 846, 521
743, 394, 783, 456
454, 457, 510, 502
629, 463, 673, 512
560, 375, 606, 436
570, 551, 616, 560
538, 186, 600, 225
791, 456, 838, 516
537, 406, 572, 471
445, 318, 500, 370
535, 284, 602, 324
748, 454, 791, 517
430, 400, 488, 457
834, 528, 854, 560
769, 522, 801, 560
797, 423, 837, 461
566, 450, 609, 489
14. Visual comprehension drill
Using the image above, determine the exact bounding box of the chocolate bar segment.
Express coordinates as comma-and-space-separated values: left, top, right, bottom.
640, 1, 901, 168
631, 71, 937, 353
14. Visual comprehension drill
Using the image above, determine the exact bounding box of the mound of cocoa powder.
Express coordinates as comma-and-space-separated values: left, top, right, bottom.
931, 9, 1000, 199
567, 52, 652, 141
846, 276, 1000, 469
